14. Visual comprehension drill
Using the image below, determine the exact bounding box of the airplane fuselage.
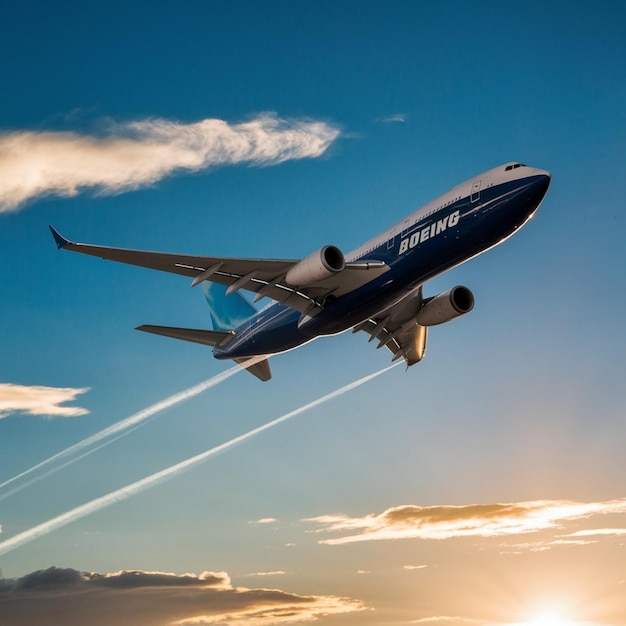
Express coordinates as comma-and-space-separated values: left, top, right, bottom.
213, 163, 551, 360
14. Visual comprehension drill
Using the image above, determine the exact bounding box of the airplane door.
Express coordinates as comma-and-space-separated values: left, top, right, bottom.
387, 227, 396, 249
470, 180, 481, 203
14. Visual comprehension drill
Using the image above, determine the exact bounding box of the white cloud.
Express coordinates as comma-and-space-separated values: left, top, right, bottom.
0, 383, 89, 419
0, 114, 341, 212
306, 498, 626, 545
249, 518, 278, 525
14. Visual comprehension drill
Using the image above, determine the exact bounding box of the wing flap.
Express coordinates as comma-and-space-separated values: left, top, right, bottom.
354, 287, 428, 366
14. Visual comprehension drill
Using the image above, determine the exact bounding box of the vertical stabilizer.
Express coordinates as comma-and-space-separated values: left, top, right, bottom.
202, 282, 258, 331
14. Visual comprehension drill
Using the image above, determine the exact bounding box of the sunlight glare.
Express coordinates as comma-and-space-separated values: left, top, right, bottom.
525, 611, 574, 626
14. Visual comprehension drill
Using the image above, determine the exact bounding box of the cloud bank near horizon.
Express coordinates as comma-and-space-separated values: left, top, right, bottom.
306, 498, 626, 545
0, 383, 89, 419
0, 566, 363, 626
0, 114, 341, 212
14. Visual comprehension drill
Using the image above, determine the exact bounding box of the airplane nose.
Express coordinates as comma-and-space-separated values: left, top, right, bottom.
530, 168, 551, 196
525, 169, 551, 211
531, 168, 551, 181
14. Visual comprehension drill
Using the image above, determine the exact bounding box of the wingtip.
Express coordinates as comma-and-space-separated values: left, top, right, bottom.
49, 225, 71, 250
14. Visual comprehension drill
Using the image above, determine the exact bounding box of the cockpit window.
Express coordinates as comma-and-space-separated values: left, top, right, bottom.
505, 163, 526, 171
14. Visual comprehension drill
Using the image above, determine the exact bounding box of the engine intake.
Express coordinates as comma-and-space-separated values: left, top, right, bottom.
415, 286, 474, 326
285, 245, 345, 286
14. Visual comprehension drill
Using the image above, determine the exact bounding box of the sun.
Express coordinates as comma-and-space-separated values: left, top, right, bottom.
508, 607, 578, 626
532, 614, 567, 626
522, 612, 575, 626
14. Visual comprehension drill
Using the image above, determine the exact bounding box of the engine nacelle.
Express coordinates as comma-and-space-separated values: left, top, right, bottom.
285, 245, 345, 286
415, 286, 474, 326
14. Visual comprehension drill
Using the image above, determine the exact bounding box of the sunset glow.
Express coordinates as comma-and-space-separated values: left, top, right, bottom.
1, 2, 625, 626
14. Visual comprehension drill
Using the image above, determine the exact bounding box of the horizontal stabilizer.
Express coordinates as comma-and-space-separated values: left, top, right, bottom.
136, 324, 234, 347
137, 325, 271, 381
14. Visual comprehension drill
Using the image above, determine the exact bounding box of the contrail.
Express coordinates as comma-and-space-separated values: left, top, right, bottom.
0, 364, 398, 556
0, 365, 243, 500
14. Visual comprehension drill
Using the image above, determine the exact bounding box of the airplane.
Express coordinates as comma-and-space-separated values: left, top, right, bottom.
49, 162, 551, 381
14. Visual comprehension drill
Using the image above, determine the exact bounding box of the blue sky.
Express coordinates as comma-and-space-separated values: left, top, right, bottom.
1, 2, 626, 625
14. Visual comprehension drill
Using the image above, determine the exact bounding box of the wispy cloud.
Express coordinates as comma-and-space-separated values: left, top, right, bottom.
249, 518, 278, 525
411, 616, 605, 626
562, 528, 626, 537
409, 617, 481, 625
306, 498, 626, 545
495, 528, 626, 554
0, 364, 398, 556
378, 113, 407, 123
0, 383, 89, 419
496, 538, 597, 555
243, 571, 286, 578
0, 566, 362, 626
0, 113, 341, 212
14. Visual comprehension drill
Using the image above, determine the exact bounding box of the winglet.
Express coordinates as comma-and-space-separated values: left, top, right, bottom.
49, 225, 71, 250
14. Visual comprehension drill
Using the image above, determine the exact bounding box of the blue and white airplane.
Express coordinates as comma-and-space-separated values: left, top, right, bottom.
50, 162, 550, 381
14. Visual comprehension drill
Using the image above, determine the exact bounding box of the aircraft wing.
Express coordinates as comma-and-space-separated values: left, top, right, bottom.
353, 287, 429, 366
49, 226, 389, 316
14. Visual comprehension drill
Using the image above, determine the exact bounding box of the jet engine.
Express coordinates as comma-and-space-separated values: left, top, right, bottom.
285, 245, 345, 286
415, 286, 474, 326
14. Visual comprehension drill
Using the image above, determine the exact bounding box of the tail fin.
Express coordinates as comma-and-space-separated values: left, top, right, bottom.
202, 282, 257, 331
202, 282, 273, 381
